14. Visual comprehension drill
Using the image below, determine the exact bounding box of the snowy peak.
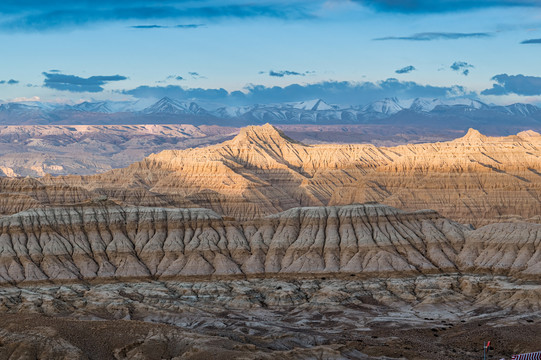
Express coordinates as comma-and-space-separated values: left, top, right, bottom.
469, 99, 488, 110
504, 103, 540, 116
0, 96, 540, 129
143, 97, 185, 114
291, 99, 336, 111
432, 99, 488, 111
214, 99, 340, 120
187, 102, 208, 115
409, 98, 443, 112
143, 97, 209, 115
361, 98, 404, 115
0, 102, 43, 113
73, 101, 112, 113
212, 105, 253, 118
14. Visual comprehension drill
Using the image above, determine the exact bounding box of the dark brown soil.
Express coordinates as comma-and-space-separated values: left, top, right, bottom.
0, 313, 539, 360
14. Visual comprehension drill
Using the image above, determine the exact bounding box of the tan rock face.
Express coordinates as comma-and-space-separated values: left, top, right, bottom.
0, 203, 539, 285
25, 124, 538, 226
0, 177, 94, 215
1, 124, 540, 359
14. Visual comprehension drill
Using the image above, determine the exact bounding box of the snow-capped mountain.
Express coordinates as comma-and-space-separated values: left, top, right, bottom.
72, 101, 113, 113
502, 103, 540, 117
142, 97, 209, 115
235, 102, 345, 123
290, 99, 337, 111
409, 98, 444, 112
408, 98, 489, 112
0, 96, 539, 130
212, 105, 253, 118
0, 102, 46, 114
360, 98, 405, 116
0, 103, 42, 113
143, 97, 187, 114
431, 99, 488, 111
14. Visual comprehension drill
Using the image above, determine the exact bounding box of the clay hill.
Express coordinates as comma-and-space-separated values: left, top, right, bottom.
0, 123, 486, 178
2, 123, 534, 226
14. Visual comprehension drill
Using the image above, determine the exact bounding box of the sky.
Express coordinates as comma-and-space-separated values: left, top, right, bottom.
1, 0, 541, 106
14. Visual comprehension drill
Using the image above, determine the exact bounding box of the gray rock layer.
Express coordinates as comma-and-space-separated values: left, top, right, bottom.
0, 203, 539, 284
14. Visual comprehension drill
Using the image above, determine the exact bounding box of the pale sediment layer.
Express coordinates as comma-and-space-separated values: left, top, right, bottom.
0, 124, 237, 177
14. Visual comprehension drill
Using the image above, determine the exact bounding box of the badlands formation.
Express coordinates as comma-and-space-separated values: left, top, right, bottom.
0, 203, 539, 358
0, 124, 540, 359
0, 123, 464, 178
0, 124, 237, 177
2, 123, 538, 225
0, 203, 539, 283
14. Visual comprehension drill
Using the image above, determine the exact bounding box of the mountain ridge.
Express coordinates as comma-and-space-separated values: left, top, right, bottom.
1, 97, 540, 131
19, 124, 539, 226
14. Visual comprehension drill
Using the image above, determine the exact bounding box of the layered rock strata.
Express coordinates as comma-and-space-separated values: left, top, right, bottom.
24, 124, 539, 226
0, 203, 540, 358
0, 203, 539, 285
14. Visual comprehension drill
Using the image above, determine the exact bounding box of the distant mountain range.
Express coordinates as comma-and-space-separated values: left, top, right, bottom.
1, 96, 540, 133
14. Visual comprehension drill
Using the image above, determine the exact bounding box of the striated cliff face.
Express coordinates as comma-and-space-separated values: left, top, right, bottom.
0, 177, 94, 215
0, 201, 539, 358
1, 124, 539, 224
27, 124, 539, 226
0, 203, 539, 285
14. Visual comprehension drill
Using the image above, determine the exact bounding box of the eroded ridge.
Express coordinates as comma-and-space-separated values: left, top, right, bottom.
3, 124, 534, 225
0, 203, 540, 285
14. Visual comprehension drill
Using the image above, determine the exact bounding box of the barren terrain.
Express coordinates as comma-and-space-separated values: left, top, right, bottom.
0, 125, 539, 359
0, 203, 538, 358
0, 124, 470, 177
2, 124, 538, 226
0, 125, 237, 177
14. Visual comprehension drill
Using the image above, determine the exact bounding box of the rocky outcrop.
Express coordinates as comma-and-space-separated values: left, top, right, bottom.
0, 203, 539, 285
0, 177, 94, 215
1, 124, 541, 359
459, 222, 541, 276
1, 124, 540, 224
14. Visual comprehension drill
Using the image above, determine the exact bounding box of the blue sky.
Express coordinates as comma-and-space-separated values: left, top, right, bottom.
1, 0, 541, 106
